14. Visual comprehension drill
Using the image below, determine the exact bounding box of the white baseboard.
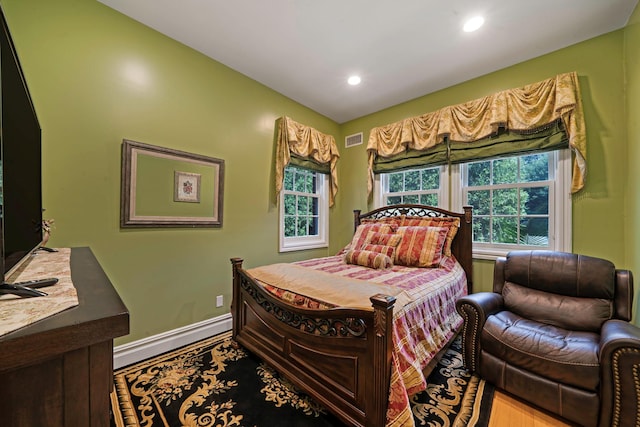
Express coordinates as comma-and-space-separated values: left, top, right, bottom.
113, 313, 232, 369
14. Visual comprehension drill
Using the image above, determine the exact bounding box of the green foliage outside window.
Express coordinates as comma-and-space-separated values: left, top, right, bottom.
385, 167, 440, 206
283, 167, 319, 238
466, 153, 550, 246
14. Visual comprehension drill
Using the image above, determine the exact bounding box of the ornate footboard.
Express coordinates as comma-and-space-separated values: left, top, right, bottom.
231, 257, 394, 427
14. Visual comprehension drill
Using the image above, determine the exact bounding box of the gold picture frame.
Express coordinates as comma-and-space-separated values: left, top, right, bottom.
120, 139, 224, 227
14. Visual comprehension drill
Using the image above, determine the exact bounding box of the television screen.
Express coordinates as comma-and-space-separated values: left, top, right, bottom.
0, 6, 43, 281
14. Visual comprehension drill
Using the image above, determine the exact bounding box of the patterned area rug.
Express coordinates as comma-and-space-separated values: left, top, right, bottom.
111, 331, 493, 427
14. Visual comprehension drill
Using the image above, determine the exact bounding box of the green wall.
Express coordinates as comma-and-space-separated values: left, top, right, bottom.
1, 0, 338, 344
3, 0, 638, 344
626, 3, 640, 322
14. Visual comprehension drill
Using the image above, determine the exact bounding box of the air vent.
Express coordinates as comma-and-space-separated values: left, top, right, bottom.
345, 132, 363, 148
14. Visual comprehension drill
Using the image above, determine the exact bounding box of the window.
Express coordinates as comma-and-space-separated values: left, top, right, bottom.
379, 166, 446, 207
377, 150, 571, 259
279, 166, 329, 252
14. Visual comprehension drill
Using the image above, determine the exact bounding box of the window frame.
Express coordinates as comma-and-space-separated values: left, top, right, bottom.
375, 149, 572, 260
279, 166, 329, 252
375, 165, 449, 209
452, 149, 572, 260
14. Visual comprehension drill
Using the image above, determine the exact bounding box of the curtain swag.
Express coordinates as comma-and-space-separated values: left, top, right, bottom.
366, 71, 587, 197
275, 116, 340, 207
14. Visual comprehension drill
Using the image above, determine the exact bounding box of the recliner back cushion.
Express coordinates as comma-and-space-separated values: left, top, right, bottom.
504, 250, 616, 299
502, 281, 613, 331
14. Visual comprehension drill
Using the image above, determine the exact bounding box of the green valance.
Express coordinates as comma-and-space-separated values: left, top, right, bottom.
448, 119, 568, 164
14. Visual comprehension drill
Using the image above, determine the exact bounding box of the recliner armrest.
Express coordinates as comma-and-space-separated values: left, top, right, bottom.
598, 319, 640, 427
456, 292, 504, 373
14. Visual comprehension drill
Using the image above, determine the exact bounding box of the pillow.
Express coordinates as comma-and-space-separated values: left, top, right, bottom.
395, 226, 449, 267
344, 249, 393, 269
400, 216, 460, 257
365, 231, 402, 248
361, 215, 404, 225
349, 222, 398, 252
362, 243, 397, 259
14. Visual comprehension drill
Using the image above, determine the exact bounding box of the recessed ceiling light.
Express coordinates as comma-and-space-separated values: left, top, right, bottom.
463, 16, 484, 32
347, 75, 361, 86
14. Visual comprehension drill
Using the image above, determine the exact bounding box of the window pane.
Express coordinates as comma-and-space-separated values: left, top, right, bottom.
309, 196, 318, 215
387, 196, 402, 205
521, 153, 549, 182
421, 169, 439, 190
389, 173, 403, 193
420, 194, 438, 206
404, 194, 419, 204
284, 194, 296, 215
405, 170, 420, 191
468, 161, 490, 186
492, 217, 518, 244
308, 216, 318, 236
284, 216, 296, 237
493, 158, 517, 185
520, 217, 549, 245
304, 172, 316, 193
297, 196, 309, 215
284, 168, 294, 191
493, 188, 518, 215
297, 217, 308, 236
473, 217, 490, 242
521, 187, 548, 215
294, 170, 305, 192
468, 190, 490, 215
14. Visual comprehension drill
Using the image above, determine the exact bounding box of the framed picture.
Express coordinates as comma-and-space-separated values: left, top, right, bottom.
120, 139, 224, 227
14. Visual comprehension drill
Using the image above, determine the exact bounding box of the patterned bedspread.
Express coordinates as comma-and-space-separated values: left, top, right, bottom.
249, 254, 467, 427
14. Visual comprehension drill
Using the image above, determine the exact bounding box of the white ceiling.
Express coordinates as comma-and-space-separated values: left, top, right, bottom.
98, 0, 638, 123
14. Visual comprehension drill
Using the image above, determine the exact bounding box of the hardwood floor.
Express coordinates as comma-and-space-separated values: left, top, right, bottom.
488, 391, 573, 427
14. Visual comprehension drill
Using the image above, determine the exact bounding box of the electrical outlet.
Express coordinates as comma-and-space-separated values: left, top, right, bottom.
216, 295, 224, 307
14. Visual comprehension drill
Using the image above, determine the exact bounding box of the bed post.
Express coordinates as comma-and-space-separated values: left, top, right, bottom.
353, 209, 362, 231
230, 258, 243, 339
370, 293, 395, 427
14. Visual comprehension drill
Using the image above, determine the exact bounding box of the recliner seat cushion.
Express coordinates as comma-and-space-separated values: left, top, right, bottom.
482, 311, 600, 391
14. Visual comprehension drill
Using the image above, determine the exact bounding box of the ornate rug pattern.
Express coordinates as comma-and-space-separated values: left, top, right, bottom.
111, 331, 493, 427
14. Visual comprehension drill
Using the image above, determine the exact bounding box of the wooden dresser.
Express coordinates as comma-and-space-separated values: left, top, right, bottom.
0, 247, 129, 426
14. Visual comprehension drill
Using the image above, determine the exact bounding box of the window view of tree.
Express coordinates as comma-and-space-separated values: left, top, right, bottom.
283, 166, 319, 238
464, 153, 551, 246
384, 167, 440, 206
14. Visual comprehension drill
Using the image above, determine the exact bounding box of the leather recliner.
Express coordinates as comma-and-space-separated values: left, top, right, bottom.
455, 250, 640, 427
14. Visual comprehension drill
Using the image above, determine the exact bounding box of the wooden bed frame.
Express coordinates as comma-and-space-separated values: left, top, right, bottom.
230, 204, 473, 427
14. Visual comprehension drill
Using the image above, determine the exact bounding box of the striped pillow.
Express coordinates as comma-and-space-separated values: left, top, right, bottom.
344, 249, 393, 269
365, 231, 402, 248
362, 243, 397, 259
395, 226, 449, 267
349, 222, 398, 251
400, 217, 460, 257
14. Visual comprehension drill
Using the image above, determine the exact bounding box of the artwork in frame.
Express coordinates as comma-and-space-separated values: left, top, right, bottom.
120, 139, 224, 227
174, 171, 201, 203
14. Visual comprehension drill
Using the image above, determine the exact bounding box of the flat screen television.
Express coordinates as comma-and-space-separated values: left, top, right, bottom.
0, 6, 49, 296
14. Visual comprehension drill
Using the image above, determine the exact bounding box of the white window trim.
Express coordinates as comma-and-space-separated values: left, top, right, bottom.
278, 171, 329, 252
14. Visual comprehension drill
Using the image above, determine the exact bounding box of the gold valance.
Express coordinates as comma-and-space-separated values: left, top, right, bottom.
367, 72, 587, 196
275, 116, 340, 206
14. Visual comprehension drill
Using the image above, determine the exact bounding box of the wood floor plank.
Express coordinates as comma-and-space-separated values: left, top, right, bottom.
488, 391, 572, 427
